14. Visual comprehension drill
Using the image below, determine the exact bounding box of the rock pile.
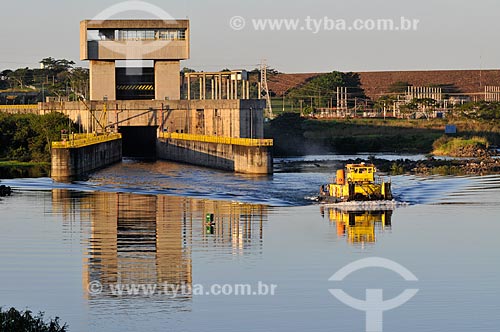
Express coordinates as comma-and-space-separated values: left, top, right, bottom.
0, 185, 12, 197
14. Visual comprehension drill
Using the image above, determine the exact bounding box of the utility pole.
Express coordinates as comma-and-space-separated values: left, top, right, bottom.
260, 59, 273, 119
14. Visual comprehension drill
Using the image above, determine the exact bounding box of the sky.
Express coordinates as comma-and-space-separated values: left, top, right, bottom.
1, 0, 499, 73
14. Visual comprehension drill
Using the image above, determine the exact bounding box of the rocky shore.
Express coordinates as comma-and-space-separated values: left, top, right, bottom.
275, 155, 500, 175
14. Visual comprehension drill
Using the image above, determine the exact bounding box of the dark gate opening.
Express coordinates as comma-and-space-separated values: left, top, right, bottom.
116, 67, 155, 100
119, 126, 157, 160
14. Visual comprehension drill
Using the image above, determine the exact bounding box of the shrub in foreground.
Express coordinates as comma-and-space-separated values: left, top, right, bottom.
0, 307, 67, 332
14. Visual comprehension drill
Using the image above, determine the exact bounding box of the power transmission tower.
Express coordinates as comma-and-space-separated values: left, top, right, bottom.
260, 59, 273, 119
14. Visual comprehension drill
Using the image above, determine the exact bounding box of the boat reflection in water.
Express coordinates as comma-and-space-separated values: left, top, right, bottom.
321, 207, 392, 246
51, 189, 267, 302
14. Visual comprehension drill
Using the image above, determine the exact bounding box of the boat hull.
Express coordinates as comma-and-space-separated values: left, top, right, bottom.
319, 182, 392, 203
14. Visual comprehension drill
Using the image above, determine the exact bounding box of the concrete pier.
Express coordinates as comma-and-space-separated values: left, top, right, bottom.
51, 134, 122, 181
157, 134, 273, 174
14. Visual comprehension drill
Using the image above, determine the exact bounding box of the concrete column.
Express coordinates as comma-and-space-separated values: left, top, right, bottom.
187, 74, 191, 100
246, 81, 250, 99
203, 74, 207, 100
155, 61, 180, 100
214, 77, 217, 100
219, 75, 222, 100
211, 79, 215, 100
199, 78, 203, 100
90, 60, 116, 101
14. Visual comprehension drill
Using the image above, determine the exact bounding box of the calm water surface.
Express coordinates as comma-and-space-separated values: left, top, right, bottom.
1, 159, 499, 332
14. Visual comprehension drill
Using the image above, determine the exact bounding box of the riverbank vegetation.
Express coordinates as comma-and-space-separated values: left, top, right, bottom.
0, 307, 67, 331
266, 113, 440, 156
432, 136, 489, 157
0, 161, 50, 178
265, 112, 500, 156
0, 112, 76, 162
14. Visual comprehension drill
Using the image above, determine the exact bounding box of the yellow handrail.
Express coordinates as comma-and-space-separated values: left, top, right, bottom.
159, 132, 273, 147
52, 133, 122, 149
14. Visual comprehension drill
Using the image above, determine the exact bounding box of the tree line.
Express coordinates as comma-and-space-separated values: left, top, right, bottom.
0, 58, 89, 104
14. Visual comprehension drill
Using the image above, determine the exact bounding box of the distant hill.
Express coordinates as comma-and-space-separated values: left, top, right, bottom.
268, 69, 500, 100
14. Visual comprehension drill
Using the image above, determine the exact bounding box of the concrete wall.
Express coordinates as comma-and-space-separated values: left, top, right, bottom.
40, 99, 266, 138
90, 60, 116, 100
156, 138, 272, 174
233, 145, 273, 174
91, 40, 189, 60
42, 98, 272, 175
155, 61, 181, 100
51, 139, 122, 181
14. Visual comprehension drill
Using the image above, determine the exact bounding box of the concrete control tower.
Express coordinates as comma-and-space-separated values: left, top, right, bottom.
80, 19, 189, 101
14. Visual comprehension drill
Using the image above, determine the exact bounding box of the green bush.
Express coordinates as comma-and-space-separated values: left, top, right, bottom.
432, 135, 488, 156
0, 112, 76, 162
390, 162, 405, 175
0, 307, 67, 332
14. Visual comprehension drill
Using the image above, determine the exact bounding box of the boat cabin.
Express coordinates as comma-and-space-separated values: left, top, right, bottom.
345, 163, 375, 183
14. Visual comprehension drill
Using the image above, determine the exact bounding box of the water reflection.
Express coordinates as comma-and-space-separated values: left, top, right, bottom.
0, 164, 50, 179
321, 207, 392, 245
51, 190, 267, 301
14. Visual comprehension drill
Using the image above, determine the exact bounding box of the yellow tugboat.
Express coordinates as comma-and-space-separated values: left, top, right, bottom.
319, 163, 392, 203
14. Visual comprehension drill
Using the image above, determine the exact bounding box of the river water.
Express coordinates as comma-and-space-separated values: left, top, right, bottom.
1, 157, 499, 332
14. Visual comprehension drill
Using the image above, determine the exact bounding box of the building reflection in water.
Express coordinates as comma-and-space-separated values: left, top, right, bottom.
51, 190, 267, 300
321, 207, 392, 246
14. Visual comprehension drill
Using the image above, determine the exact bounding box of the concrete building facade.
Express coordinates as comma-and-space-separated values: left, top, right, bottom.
80, 19, 190, 101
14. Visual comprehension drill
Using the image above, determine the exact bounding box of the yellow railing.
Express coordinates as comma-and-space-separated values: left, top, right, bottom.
159, 132, 273, 147
0, 105, 39, 110
52, 133, 122, 149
